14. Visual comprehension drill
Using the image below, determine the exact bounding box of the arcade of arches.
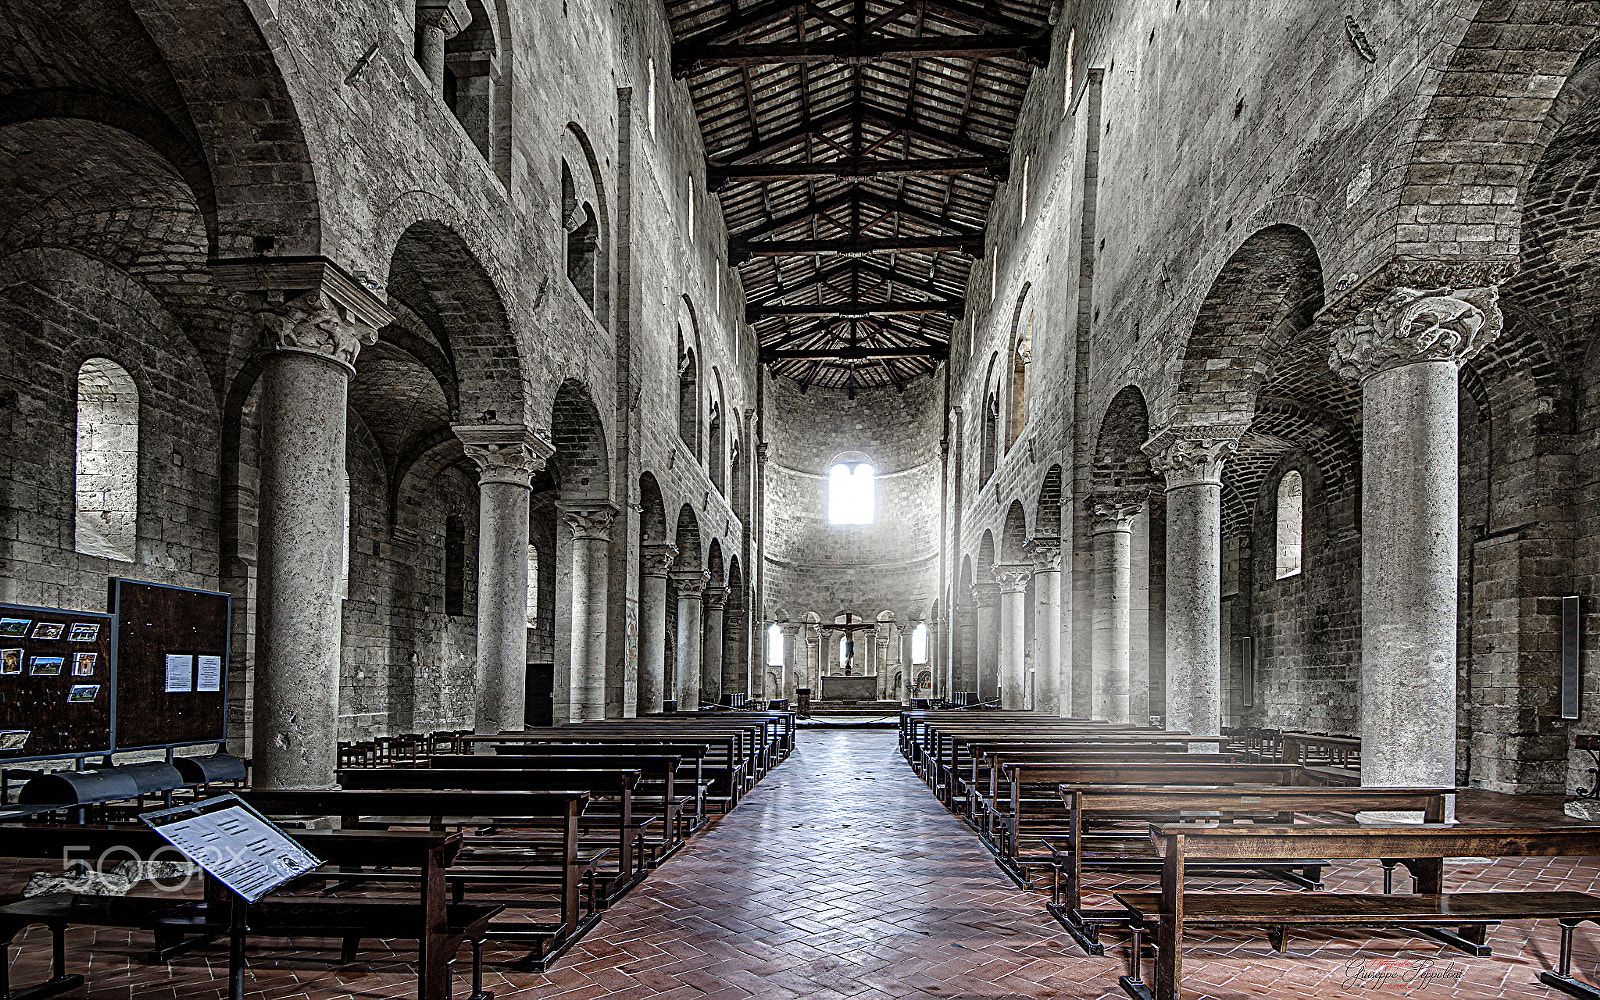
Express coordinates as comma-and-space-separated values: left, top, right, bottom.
9, 0, 1600, 996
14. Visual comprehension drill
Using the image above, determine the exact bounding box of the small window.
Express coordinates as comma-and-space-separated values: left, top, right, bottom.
989, 254, 997, 302
1275, 470, 1303, 580
828, 462, 875, 525
647, 56, 657, 136
912, 622, 928, 664
445, 515, 466, 615
1008, 312, 1032, 448
74, 358, 139, 561
1062, 28, 1075, 119
677, 331, 699, 453
1021, 155, 1030, 224
767, 623, 783, 666
526, 544, 539, 623
340, 472, 351, 599
686, 176, 695, 235
561, 162, 597, 308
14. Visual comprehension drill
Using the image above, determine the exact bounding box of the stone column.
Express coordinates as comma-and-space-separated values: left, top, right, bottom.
1027, 539, 1064, 716
415, 0, 470, 92
901, 626, 917, 705
1331, 281, 1504, 796
1088, 493, 1147, 724
806, 627, 821, 691
780, 623, 799, 701
955, 600, 977, 695
560, 503, 615, 722
456, 425, 554, 734
722, 595, 746, 699
636, 543, 677, 714
875, 626, 891, 700
217, 264, 389, 790
1143, 429, 1240, 742
972, 582, 1000, 702
701, 587, 728, 707
671, 569, 709, 711
994, 565, 1033, 709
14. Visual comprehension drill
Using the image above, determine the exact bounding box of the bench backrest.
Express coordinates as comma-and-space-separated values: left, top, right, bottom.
1153, 822, 1600, 861
337, 766, 640, 793
1061, 785, 1448, 822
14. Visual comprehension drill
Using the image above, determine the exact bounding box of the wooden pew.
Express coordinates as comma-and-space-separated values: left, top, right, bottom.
986, 762, 1344, 884
434, 750, 696, 856
243, 787, 602, 966
1113, 823, 1600, 1000
335, 766, 649, 900
0, 825, 498, 1000
1047, 785, 1448, 955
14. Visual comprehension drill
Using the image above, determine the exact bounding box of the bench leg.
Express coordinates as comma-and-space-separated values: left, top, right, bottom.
1118, 922, 1155, 1000
468, 938, 493, 1000
1540, 922, 1600, 1000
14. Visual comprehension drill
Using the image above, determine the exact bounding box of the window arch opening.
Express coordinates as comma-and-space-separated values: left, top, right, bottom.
74, 358, 139, 561
766, 623, 784, 666
677, 330, 699, 454
562, 162, 598, 308
1008, 311, 1032, 448
1275, 470, 1304, 580
828, 460, 875, 525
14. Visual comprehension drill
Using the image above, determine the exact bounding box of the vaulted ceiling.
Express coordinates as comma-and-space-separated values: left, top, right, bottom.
665, 0, 1054, 389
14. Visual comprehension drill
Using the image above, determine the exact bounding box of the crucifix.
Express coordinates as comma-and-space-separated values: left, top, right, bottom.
832, 612, 877, 675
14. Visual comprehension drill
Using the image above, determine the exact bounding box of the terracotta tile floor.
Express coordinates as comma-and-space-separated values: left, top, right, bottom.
6, 729, 1600, 999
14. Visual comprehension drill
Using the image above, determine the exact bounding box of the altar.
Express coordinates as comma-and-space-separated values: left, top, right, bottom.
820, 675, 877, 702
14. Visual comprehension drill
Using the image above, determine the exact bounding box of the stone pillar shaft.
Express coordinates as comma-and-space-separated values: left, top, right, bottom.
995, 565, 1032, 710
254, 349, 350, 789
701, 588, 728, 707
637, 544, 676, 714
563, 506, 615, 722
1143, 431, 1238, 741
1089, 494, 1145, 725
673, 571, 708, 711
416, 0, 470, 92
972, 584, 1000, 701
1330, 280, 1504, 801
1028, 541, 1063, 716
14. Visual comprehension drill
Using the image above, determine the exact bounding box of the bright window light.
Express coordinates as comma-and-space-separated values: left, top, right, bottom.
767, 623, 784, 666
828, 462, 875, 525
912, 622, 928, 664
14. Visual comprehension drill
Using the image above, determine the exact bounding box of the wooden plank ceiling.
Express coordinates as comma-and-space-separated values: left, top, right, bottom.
667, 0, 1054, 390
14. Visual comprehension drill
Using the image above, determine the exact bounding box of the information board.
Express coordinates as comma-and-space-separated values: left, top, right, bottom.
0, 601, 114, 761
142, 794, 321, 902
110, 578, 231, 751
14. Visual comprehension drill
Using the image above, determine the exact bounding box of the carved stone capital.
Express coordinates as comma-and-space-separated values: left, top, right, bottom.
558, 502, 617, 541
213, 256, 392, 374
416, 0, 472, 37
454, 424, 555, 487
641, 542, 678, 577
993, 563, 1033, 593
1086, 491, 1147, 533
1330, 284, 1504, 383
671, 569, 711, 597
1142, 426, 1245, 490
703, 587, 729, 612
1025, 538, 1062, 572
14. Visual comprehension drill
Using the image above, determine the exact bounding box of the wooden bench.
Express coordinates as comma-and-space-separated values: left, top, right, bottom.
0, 825, 497, 1000
243, 787, 603, 966
335, 766, 649, 901
433, 750, 697, 855
1047, 785, 1448, 955
1112, 823, 1600, 1000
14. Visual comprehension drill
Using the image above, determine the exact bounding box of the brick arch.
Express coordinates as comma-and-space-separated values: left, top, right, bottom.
1000, 501, 1028, 563
387, 219, 522, 425
549, 378, 610, 503
1, 0, 323, 256
638, 472, 668, 544
706, 539, 725, 588
672, 503, 702, 572
1395, 6, 1600, 266
1169, 224, 1323, 426
976, 531, 996, 581
1034, 464, 1064, 539
1092, 385, 1156, 490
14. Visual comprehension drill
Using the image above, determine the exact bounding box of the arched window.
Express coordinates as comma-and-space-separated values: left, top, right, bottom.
1008, 311, 1032, 448
340, 472, 351, 599
74, 358, 139, 561
677, 330, 699, 454
1276, 470, 1304, 580
562, 161, 598, 309
912, 622, 928, 664
980, 391, 999, 483
708, 396, 724, 493
828, 461, 875, 525
526, 543, 539, 623
766, 623, 783, 666
442, 0, 495, 161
